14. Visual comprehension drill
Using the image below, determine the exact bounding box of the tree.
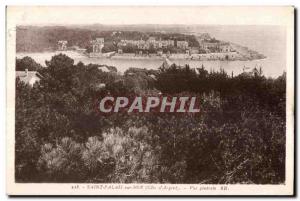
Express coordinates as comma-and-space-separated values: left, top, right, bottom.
37, 137, 84, 182
16, 56, 42, 71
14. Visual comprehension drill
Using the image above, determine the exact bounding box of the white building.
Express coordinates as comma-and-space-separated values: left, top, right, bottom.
57, 40, 68, 51
177, 41, 189, 49
16, 69, 42, 86
91, 38, 105, 53
219, 43, 233, 52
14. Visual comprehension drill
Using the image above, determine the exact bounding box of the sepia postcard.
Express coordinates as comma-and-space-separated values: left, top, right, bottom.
6, 6, 294, 196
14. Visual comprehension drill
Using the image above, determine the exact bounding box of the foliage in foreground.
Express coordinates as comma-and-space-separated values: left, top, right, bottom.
15, 54, 286, 184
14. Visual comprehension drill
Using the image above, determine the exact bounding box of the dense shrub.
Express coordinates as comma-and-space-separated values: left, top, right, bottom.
16, 56, 42, 71
15, 54, 286, 184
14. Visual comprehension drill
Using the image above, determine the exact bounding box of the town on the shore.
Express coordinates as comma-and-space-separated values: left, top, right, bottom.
56, 32, 265, 61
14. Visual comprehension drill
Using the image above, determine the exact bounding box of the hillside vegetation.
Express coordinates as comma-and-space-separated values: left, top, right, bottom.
16, 54, 286, 184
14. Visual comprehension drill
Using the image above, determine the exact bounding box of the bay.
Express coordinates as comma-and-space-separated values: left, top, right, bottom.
16, 50, 283, 78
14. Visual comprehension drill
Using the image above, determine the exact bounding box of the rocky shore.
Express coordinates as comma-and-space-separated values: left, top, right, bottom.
108, 51, 266, 61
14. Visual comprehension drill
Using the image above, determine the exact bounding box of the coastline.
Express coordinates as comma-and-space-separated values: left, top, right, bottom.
15, 51, 285, 78
16, 50, 266, 62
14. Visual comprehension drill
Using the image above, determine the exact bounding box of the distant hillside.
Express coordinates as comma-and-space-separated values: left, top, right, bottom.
16, 25, 199, 53
17, 26, 111, 52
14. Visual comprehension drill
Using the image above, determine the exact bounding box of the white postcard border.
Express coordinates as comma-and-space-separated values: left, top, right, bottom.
6, 6, 294, 195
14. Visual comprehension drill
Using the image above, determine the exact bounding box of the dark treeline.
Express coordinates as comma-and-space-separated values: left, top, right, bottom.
157, 64, 286, 117
15, 54, 285, 184
16, 56, 42, 71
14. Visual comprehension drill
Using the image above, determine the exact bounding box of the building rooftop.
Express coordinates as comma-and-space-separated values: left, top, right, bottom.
16, 71, 42, 86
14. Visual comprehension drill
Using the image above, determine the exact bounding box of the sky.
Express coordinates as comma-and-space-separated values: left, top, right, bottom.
7, 6, 293, 26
